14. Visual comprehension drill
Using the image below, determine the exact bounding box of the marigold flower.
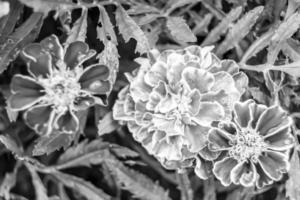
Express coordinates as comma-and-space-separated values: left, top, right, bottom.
113, 46, 248, 171
208, 100, 295, 188
8, 35, 111, 135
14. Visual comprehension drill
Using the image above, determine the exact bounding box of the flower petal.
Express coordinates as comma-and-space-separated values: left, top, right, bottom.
255, 162, 274, 188
249, 102, 267, 129
258, 151, 289, 180
64, 41, 96, 69
255, 105, 290, 136
40, 34, 64, 62
193, 102, 225, 126
24, 104, 54, 135
144, 61, 167, 87
264, 125, 294, 151
194, 157, 213, 179
79, 64, 111, 95
185, 125, 208, 152
166, 53, 186, 85
208, 128, 233, 151
188, 89, 201, 115
181, 67, 214, 93
230, 161, 257, 187
198, 145, 221, 161
233, 100, 253, 128
209, 59, 239, 75
9, 75, 45, 110
213, 157, 238, 186
54, 110, 79, 134
22, 43, 52, 77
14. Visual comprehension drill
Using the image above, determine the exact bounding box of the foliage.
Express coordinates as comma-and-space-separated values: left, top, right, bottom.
0, 0, 300, 200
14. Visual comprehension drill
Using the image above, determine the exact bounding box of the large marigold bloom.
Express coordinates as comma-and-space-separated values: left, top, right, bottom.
208, 100, 295, 188
8, 35, 111, 135
113, 46, 248, 171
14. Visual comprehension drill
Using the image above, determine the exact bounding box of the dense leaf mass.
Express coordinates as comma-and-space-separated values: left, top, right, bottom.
0, 0, 300, 200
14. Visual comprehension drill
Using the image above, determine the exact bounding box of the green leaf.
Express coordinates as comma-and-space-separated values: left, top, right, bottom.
202, 6, 242, 45
286, 149, 300, 200
56, 138, 138, 169
32, 132, 74, 156
0, 162, 20, 199
97, 6, 117, 45
0, 0, 23, 36
66, 8, 87, 45
0, 134, 23, 156
0, 1, 9, 18
26, 164, 49, 200
53, 171, 111, 200
166, 16, 197, 43
115, 5, 149, 54
216, 6, 264, 55
18, 0, 79, 16
106, 158, 171, 200
282, 38, 300, 61
0, 12, 43, 73
97, 112, 120, 136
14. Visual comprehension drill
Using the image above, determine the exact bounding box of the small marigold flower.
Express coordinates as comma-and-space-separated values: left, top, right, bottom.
8, 35, 111, 135
113, 46, 248, 170
208, 100, 295, 188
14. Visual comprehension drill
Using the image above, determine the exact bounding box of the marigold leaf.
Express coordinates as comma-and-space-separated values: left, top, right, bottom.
98, 112, 120, 136
216, 6, 264, 55
286, 149, 300, 200
202, 6, 242, 45
65, 8, 87, 45
53, 171, 111, 200
0, 1, 9, 19
18, 0, 78, 16
32, 132, 74, 156
282, 38, 300, 61
166, 16, 197, 43
0, 163, 19, 199
26, 164, 49, 200
0, 12, 43, 74
106, 158, 171, 200
97, 6, 117, 45
115, 5, 150, 54
0, 134, 22, 156
0, 0, 23, 36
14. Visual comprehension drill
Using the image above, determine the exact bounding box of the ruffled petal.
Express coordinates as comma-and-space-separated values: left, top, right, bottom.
144, 61, 167, 87
129, 67, 152, 102
264, 125, 294, 151
146, 81, 167, 111
249, 102, 267, 129
198, 145, 221, 161
255, 105, 290, 136
188, 89, 201, 115
213, 157, 238, 186
209, 60, 239, 75
185, 125, 208, 152
208, 128, 233, 151
166, 53, 186, 85
22, 43, 52, 77
9, 75, 45, 110
181, 67, 214, 93
230, 161, 257, 187
79, 64, 111, 95
233, 100, 253, 128
24, 104, 54, 134
211, 71, 239, 100
194, 157, 213, 179
40, 34, 64, 62
73, 96, 95, 110
153, 137, 184, 160
54, 110, 79, 134
255, 162, 274, 188
193, 102, 225, 126
64, 41, 96, 69
258, 151, 289, 180
232, 72, 248, 95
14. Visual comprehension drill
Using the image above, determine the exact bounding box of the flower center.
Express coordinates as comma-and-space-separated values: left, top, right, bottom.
39, 68, 83, 113
229, 128, 266, 163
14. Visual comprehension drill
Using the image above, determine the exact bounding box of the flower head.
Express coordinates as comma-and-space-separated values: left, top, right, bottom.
8, 35, 112, 135
113, 46, 248, 170
208, 100, 295, 188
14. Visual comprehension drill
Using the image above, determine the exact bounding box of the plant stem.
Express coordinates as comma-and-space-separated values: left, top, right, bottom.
176, 170, 194, 200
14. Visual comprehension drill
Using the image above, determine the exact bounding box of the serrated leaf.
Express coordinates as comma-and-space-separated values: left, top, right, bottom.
0, 134, 22, 156
106, 158, 171, 200
0, 12, 43, 74
97, 6, 117, 45
166, 16, 197, 43
0, 0, 23, 36
98, 112, 120, 136
166, 0, 201, 14
286, 149, 300, 200
66, 8, 87, 45
268, 12, 300, 64
115, 5, 149, 54
26, 164, 49, 200
202, 6, 242, 45
18, 0, 78, 16
53, 171, 111, 200
216, 6, 264, 55
282, 38, 300, 61
32, 132, 74, 156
